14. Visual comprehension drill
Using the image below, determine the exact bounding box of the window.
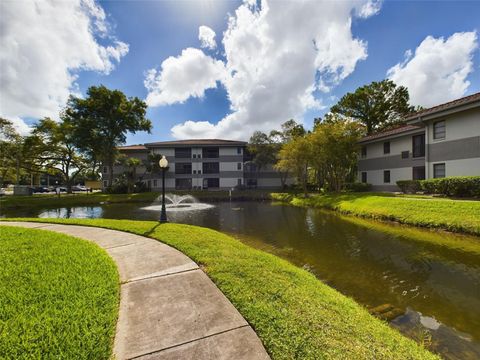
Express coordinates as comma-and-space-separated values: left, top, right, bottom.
203, 178, 219, 189
175, 163, 192, 174
361, 172, 367, 183
198, 170, 201, 174
245, 162, 257, 172
103, 166, 107, 173
433, 120, 446, 140
412, 166, 426, 180
237, 179, 242, 185
202, 147, 219, 158
237, 147, 242, 155
383, 141, 390, 154
175, 178, 192, 190
401, 151, 409, 159
175, 147, 192, 158
153, 179, 157, 187
237, 162, 242, 170
193, 154, 196, 159
103, 180, 108, 187
383, 170, 390, 183
203, 162, 219, 174
433, 163, 446, 178
246, 178, 257, 188
361, 146, 367, 158
193, 170, 197, 174
412, 134, 425, 158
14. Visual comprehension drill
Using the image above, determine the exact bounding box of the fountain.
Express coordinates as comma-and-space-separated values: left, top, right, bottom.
141, 194, 214, 212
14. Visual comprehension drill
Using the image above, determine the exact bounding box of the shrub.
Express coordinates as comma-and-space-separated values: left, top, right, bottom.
396, 180, 421, 194
344, 182, 372, 192
420, 176, 480, 197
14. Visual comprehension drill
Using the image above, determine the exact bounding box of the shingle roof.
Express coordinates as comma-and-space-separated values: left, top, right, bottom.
144, 139, 247, 146
358, 125, 424, 143
406, 92, 480, 121
117, 145, 148, 151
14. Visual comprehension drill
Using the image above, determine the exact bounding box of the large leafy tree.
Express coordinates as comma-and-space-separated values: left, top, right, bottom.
0, 118, 24, 185
330, 79, 415, 134
275, 136, 311, 195
309, 117, 363, 191
248, 131, 278, 171
66, 85, 152, 186
27, 117, 87, 193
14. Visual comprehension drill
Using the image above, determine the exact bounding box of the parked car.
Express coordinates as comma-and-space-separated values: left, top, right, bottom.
72, 185, 88, 192
31, 186, 50, 193
0, 188, 5, 196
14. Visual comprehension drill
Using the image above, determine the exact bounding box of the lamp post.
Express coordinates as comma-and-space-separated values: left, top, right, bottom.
159, 155, 169, 222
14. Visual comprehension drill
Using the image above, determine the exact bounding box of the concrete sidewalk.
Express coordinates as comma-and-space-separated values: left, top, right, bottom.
1, 221, 270, 360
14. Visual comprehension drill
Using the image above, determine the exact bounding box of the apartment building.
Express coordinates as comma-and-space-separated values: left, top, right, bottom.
102, 139, 290, 190
357, 92, 480, 191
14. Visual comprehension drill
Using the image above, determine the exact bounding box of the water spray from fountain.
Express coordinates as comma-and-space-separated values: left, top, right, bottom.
142, 194, 214, 212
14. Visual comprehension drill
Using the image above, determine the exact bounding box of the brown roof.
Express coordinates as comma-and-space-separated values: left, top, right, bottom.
359, 124, 424, 143
117, 145, 148, 151
145, 139, 247, 147
406, 92, 480, 121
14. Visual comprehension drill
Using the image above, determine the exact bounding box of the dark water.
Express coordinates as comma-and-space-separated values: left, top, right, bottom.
3, 201, 480, 359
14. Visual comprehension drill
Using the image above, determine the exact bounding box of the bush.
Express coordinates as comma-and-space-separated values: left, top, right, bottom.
344, 182, 372, 192
420, 176, 480, 197
396, 180, 421, 194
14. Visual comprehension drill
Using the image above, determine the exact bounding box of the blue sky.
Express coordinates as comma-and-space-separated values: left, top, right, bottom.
2, 0, 479, 143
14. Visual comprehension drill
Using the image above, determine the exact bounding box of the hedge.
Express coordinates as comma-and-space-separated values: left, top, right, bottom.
344, 182, 372, 192
396, 176, 480, 197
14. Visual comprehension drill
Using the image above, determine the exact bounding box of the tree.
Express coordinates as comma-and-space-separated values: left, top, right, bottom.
330, 79, 415, 135
0, 118, 24, 186
275, 136, 311, 195
309, 117, 363, 191
270, 119, 306, 143
123, 157, 142, 194
66, 85, 152, 186
27, 117, 87, 193
248, 131, 278, 170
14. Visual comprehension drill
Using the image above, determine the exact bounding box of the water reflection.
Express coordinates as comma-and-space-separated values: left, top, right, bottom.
2, 201, 480, 358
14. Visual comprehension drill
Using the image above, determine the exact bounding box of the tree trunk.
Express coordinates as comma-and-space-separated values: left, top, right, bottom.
108, 162, 114, 187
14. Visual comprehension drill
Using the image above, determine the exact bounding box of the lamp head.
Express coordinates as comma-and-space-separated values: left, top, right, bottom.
159, 155, 168, 168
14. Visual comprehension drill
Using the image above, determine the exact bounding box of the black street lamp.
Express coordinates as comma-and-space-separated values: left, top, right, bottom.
159, 155, 169, 222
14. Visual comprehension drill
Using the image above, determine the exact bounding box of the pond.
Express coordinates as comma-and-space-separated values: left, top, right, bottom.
2, 200, 480, 359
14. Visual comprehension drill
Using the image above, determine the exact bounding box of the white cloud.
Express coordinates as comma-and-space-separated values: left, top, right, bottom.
356, 0, 382, 18
144, 48, 226, 106
198, 25, 217, 50
388, 31, 478, 107
0, 0, 128, 131
146, 0, 378, 140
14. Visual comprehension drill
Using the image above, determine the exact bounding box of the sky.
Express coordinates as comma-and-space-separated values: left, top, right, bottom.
1, 0, 479, 145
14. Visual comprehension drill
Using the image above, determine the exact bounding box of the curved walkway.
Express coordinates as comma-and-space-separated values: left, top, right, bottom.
1, 222, 270, 360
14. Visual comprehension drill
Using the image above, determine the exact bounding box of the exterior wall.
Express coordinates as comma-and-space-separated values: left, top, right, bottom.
428, 158, 480, 178
357, 130, 425, 189
219, 147, 243, 156
358, 167, 412, 191
425, 108, 480, 178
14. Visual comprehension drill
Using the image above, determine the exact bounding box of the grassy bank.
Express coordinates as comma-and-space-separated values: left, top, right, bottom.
271, 192, 480, 235
0, 190, 274, 210
0, 226, 119, 359
1, 218, 438, 359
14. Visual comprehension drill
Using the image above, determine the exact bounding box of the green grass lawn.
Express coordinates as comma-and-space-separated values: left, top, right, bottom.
1, 218, 439, 359
0, 226, 119, 359
271, 192, 480, 235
